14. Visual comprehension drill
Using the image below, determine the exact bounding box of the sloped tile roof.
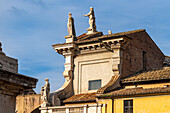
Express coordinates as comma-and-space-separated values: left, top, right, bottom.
63, 92, 97, 103
121, 67, 170, 83
52, 29, 145, 46
77, 32, 103, 41
63, 87, 170, 103
75, 29, 144, 44
99, 87, 170, 97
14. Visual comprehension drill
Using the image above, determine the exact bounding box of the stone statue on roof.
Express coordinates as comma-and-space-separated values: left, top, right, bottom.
0, 42, 6, 56
84, 7, 97, 34
41, 78, 50, 107
67, 13, 76, 36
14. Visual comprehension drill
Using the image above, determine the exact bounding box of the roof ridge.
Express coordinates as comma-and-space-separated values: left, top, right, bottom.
122, 67, 170, 83
111, 29, 145, 36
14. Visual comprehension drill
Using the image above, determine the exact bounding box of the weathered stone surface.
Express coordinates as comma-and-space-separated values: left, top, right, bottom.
0, 69, 38, 113
16, 94, 42, 113
0, 42, 18, 73
0, 93, 16, 113
0, 53, 18, 73
0, 68, 38, 88
0, 42, 38, 113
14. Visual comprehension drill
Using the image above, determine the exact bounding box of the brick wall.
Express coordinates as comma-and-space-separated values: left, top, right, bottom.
121, 31, 164, 78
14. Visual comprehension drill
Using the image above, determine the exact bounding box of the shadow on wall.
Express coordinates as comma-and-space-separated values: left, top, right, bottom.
31, 106, 40, 113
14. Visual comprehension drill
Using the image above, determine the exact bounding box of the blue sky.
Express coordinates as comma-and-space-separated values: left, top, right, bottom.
0, 0, 170, 93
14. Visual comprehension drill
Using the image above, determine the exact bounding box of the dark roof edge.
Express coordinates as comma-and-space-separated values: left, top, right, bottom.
97, 89, 170, 98
121, 78, 170, 84
0, 68, 38, 82
75, 35, 130, 45
98, 92, 170, 99
63, 99, 96, 104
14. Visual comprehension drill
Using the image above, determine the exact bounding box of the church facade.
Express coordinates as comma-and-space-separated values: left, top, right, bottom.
40, 8, 170, 113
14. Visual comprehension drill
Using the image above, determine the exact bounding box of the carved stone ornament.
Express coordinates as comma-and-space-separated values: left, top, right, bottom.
67, 13, 76, 36
84, 7, 97, 34
0, 42, 6, 55
41, 78, 50, 107
108, 30, 112, 34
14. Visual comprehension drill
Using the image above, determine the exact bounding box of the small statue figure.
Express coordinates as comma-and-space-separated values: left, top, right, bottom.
0, 42, 2, 51
67, 13, 76, 36
41, 78, 50, 107
84, 7, 97, 34
0, 42, 6, 55
108, 30, 112, 34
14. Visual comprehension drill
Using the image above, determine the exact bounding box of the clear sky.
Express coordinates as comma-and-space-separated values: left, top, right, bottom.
0, 0, 170, 93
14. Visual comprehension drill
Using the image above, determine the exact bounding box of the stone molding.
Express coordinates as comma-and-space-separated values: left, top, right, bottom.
40, 103, 104, 113
0, 69, 38, 88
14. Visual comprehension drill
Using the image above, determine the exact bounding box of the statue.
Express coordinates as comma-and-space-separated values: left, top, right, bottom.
0, 42, 6, 55
84, 7, 97, 34
67, 13, 76, 36
108, 30, 112, 34
41, 78, 50, 107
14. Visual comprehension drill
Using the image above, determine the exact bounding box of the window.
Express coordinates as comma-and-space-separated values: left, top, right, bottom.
124, 100, 133, 113
88, 80, 101, 90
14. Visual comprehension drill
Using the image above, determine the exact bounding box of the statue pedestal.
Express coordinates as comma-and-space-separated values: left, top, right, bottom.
86, 28, 96, 34
41, 102, 50, 108
65, 35, 76, 43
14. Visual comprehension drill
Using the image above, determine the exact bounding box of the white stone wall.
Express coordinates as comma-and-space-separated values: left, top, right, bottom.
74, 50, 114, 94
40, 104, 104, 113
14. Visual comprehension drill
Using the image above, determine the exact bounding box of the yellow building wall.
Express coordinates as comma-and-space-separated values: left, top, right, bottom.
98, 99, 112, 113
125, 82, 170, 89
114, 94, 170, 113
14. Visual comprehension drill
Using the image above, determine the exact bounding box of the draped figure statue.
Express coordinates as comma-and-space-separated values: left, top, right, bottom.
41, 78, 50, 107
67, 13, 76, 36
84, 7, 97, 34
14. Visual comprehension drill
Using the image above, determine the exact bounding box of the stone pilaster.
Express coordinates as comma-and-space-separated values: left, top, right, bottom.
49, 35, 76, 106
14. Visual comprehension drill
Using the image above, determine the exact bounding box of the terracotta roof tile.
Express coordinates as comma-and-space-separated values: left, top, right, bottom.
77, 32, 103, 41
121, 67, 170, 83
63, 92, 97, 103
52, 29, 145, 46
108, 29, 145, 36
100, 87, 170, 97
77, 33, 87, 39
75, 29, 144, 44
